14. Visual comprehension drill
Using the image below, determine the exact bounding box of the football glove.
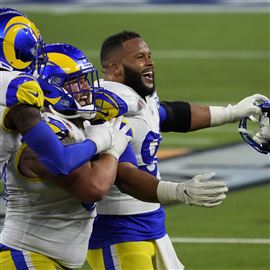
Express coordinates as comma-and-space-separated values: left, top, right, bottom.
103, 116, 133, 160
83, 120, 113, 154
157, 172, 228, 207
210, 94, 268, 126
84, 116, 132, 159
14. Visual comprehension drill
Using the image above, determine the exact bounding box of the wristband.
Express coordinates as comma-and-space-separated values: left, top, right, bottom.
157, 181, 183, 204
209, 105, 234, 126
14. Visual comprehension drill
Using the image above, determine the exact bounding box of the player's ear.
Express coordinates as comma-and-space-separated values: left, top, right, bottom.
110, 62, 122, 77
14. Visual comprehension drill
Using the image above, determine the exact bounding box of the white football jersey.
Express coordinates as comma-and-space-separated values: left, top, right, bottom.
96, 80, 162, 215
0, 71, 23, 173
0, 71, 46, 231
0, 71, 24, 233
0, 113, 96, 268
0, 70, 45, 175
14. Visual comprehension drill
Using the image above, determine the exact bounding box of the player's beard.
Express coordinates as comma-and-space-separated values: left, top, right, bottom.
123, 64, 155, 99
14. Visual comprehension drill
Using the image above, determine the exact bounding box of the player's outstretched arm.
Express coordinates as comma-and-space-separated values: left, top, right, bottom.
190, 93, 269, 130
116, 164, 228, 207
116, 162, 160, 202
160, 94, 269, 132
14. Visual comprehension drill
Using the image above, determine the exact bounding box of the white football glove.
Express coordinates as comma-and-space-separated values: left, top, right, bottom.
83, 120, 113, 154
103, 116, 133, 160
210, 94, 269, 126
157, 172, 228, 207
65, 120, 86, 143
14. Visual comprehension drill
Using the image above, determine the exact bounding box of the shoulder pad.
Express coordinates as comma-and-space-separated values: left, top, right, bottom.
0, 71, 21, 106
94, 81, 144, 122
5, 73, 44, 108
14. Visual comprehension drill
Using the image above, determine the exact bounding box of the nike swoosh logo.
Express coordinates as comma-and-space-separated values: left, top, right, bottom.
99, 111, 110, 117
28, 91, 39, 97
184, 189, 191, 198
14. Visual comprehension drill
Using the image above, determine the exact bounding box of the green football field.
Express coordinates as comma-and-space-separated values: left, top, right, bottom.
165, 184, 270, 270
10, 8, 270, 270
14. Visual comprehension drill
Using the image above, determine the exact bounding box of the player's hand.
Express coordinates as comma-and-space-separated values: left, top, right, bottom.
230, 94, 269, 121
210, 94, 269, 126
66, 122, 86, 143
157, 172, 228, 207
176, 172, 228, 207
83, 120, 113, 154
104, 116, 133, 160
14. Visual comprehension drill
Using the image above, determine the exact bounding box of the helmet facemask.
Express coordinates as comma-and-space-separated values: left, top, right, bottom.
39, 43, 104, 120
239, 101, 270, 154
62, 71, 99, 120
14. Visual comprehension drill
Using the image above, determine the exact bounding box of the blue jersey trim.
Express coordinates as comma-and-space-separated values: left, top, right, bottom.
159, 103, 167, 124
88, 207, 166, 249
119, 144, 138, 166
0, 243, 11, 251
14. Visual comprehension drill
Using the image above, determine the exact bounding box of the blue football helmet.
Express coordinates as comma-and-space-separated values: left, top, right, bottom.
38, 43, 104, 119
239, 100, 270, 154
0, 7, 47, 73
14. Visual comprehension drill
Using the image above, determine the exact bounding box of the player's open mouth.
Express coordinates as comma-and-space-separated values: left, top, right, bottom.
142, 70, 153, 84
79, 95, 89, 106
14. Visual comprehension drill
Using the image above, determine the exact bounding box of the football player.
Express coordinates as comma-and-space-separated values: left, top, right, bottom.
0, 8, 114, 181
86, 31, 269, 270
37, 43, 228, 269
0, 42, 133, 269
0, 42, 227, 269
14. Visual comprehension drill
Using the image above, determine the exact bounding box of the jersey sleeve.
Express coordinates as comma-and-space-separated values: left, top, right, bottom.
158, 103, 167, 124
118, 144, 138, 166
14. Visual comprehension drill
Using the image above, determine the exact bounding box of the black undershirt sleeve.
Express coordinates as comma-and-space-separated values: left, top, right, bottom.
160, 101, 191, 132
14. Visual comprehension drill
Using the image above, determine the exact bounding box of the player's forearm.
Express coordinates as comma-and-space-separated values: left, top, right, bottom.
62, 153, 118, 202
116, 163, 159, 202
189, 104, 211, 130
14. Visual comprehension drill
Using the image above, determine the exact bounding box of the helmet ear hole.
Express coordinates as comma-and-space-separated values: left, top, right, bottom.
15, 48, 28, 62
